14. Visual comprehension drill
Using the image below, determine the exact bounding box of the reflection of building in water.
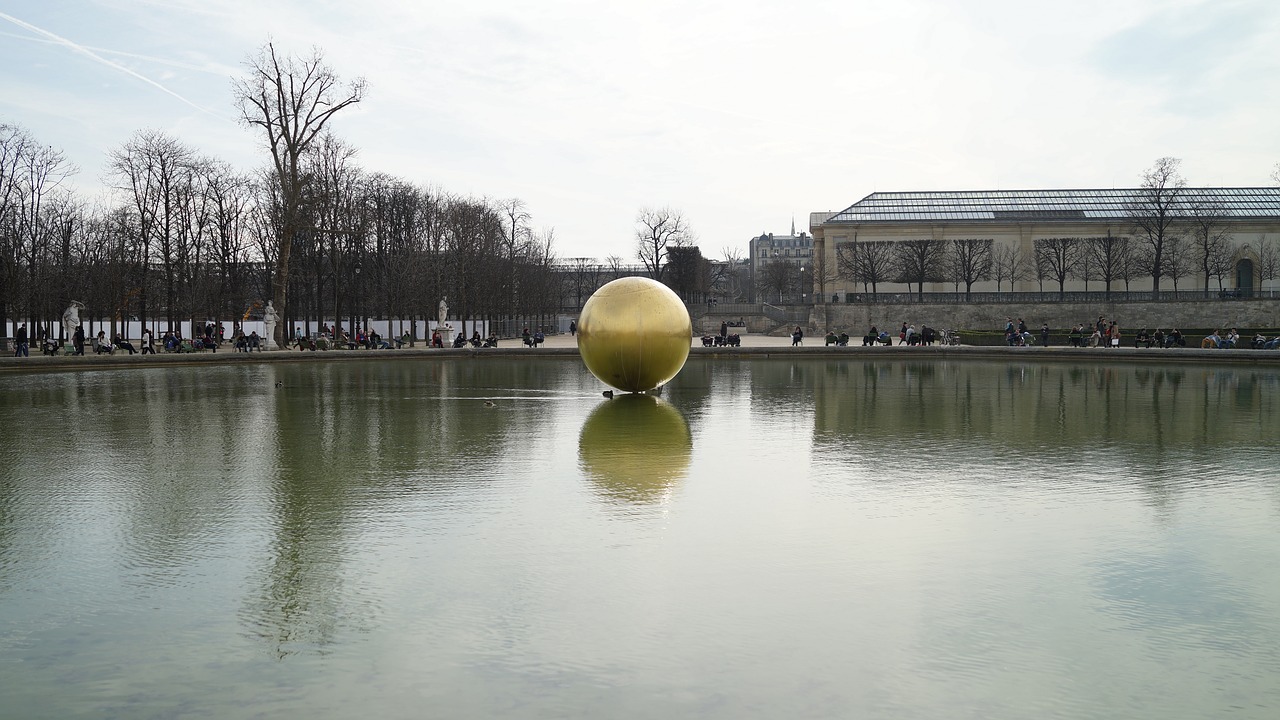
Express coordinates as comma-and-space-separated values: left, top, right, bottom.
578, 395, 692, 504
809, 360, 1278, 452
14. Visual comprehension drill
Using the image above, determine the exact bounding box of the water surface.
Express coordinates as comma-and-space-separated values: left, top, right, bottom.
1, 358, 1277, 719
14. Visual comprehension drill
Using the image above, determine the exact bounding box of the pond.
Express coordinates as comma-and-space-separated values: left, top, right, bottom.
1, 357, 1278, 719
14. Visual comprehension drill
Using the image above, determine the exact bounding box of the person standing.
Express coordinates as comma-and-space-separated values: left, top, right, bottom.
73, 325, 86, 355
1040, 324, 1049, 347
15, 323, 29, 357
570, 320, 578, 336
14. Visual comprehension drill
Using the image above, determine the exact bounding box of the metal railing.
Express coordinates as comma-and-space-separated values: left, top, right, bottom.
831, 289, 1280, 305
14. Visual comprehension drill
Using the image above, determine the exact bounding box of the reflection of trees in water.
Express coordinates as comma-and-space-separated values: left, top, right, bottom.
802, 358, 1276, 512
807, 360, 1274, 451
240, 358, 589, 657
0, 367, 277, 587
663, 358, 716, 431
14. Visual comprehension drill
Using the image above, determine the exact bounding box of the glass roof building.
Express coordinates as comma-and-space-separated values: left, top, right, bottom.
823, 188, 1280, 225
810, 187, 1280, 298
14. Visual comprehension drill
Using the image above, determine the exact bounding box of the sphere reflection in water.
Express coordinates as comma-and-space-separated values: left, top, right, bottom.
577, 277, 692, 392
578, 395, 692, 503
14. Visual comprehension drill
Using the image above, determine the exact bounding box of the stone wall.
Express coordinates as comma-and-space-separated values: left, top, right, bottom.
810, 298, 1280, 334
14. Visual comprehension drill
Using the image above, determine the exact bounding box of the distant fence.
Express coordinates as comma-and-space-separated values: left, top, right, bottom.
1, 318, 489, 342
829, 289, 1279, 305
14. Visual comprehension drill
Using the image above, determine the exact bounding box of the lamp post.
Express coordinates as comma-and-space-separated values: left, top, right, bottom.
353, 262, 361, 335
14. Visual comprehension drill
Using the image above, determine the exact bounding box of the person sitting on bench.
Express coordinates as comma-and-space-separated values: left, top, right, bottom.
93, 331, 114, 354
112, 333, 137, 355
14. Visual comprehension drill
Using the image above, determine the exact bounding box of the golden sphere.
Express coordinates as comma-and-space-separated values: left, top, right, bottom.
579, 395, 692, 503
577, 277, 691, 393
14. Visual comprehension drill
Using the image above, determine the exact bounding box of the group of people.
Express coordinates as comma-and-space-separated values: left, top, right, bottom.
522, 327, 546, 347
1004, 317, 1049, 346
850, 323, 938, 347
1200, 329, 1280, 349
11, 320, 154, 357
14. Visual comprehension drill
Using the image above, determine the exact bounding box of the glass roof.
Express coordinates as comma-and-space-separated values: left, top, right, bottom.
823, 188, 1280, 224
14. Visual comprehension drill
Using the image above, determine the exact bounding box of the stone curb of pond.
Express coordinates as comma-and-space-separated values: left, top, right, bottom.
2, 343, 1279, 374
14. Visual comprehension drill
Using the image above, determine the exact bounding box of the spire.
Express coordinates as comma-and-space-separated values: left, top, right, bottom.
791, 216, 796, 236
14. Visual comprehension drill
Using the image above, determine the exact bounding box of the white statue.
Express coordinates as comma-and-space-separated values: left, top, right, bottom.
62, 301, 83, 340
262, 301, 280, 350
438, 297, 452, 346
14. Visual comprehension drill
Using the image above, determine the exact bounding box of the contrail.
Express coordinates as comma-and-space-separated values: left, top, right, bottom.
0, 10, 223, 119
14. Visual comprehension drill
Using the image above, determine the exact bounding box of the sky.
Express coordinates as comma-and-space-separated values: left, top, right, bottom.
2, 0, 1279, 261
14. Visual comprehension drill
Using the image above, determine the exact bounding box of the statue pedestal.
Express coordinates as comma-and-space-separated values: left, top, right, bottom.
440, 327, 454, 347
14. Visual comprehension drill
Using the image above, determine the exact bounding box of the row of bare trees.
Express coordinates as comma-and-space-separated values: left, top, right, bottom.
836, 237, 1001, 300
830, 159, 1280, 300
0, 123, 78, 335
834, 230, 1278, 301
1, 44, 564, 342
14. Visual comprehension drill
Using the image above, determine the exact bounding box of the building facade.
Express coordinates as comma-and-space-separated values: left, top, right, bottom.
810, 188, 1280, 302
749, 230, 814, 303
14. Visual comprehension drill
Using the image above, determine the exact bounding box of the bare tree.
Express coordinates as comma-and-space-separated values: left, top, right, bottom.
14, 139, 76, 334
500, 197, 532, 326
1185, 195, 1233, 293
718, 246, 750, 302
1128, 157, 1186, 297
809, 241, 841, 303
1082, 232, 1130, 300
991, 244, 1028, 292
0, 124, 34, 330
634, 206, 693, 282
203, 161, 254, 325
945, 238, 992, 298
561, 257, 602, 309
1257, 236, 1279, 292
233, 42, 366, 345
836, 239, 894, 296
892, 239, 945, 300
108, 131, 201, 330
1033, 238, 1081, 298
759, 259, 797, 304
1161, 234, 1191, 291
